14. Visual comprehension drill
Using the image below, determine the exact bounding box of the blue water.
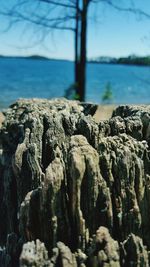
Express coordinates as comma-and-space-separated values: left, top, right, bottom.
0, 57, 150, 108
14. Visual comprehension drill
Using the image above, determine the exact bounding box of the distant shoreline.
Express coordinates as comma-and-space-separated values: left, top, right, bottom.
0, 55, 71, 63
1, 54, 150, 67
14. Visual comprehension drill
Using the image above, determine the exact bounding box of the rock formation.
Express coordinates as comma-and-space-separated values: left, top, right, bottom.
0, 99, 150, 267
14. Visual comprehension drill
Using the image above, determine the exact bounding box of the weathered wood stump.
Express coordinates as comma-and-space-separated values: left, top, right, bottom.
0, 99, 150, 267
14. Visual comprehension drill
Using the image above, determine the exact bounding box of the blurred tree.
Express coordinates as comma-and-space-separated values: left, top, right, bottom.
0, 0, 149, 101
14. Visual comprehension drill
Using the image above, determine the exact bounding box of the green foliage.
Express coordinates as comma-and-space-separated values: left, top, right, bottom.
102, 82, 113, 103
64, 83, 80, 100
74, 93, 80, 100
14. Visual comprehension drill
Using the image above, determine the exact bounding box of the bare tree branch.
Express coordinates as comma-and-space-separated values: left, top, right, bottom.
1, 10, 75, 31
91, 0, 150, 19
39, 0, 77, 9
0, 0, 76, 32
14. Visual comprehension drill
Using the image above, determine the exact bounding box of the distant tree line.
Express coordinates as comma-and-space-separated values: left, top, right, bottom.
117, 55, 150, 66
90, 55, 150, 66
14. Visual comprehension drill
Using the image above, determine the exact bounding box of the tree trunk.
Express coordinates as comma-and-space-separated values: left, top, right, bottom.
75, 0, 80, 91
77, 1, 87, 102
74, 1, 87, 102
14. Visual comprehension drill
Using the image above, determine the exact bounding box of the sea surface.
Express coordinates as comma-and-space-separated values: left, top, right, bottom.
0, 57, 150, 109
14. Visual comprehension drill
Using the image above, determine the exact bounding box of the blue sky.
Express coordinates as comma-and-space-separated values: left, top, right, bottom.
0, 0, 150, 59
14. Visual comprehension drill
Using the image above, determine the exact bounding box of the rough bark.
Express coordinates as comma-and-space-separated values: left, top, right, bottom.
0, 99, 150, 267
